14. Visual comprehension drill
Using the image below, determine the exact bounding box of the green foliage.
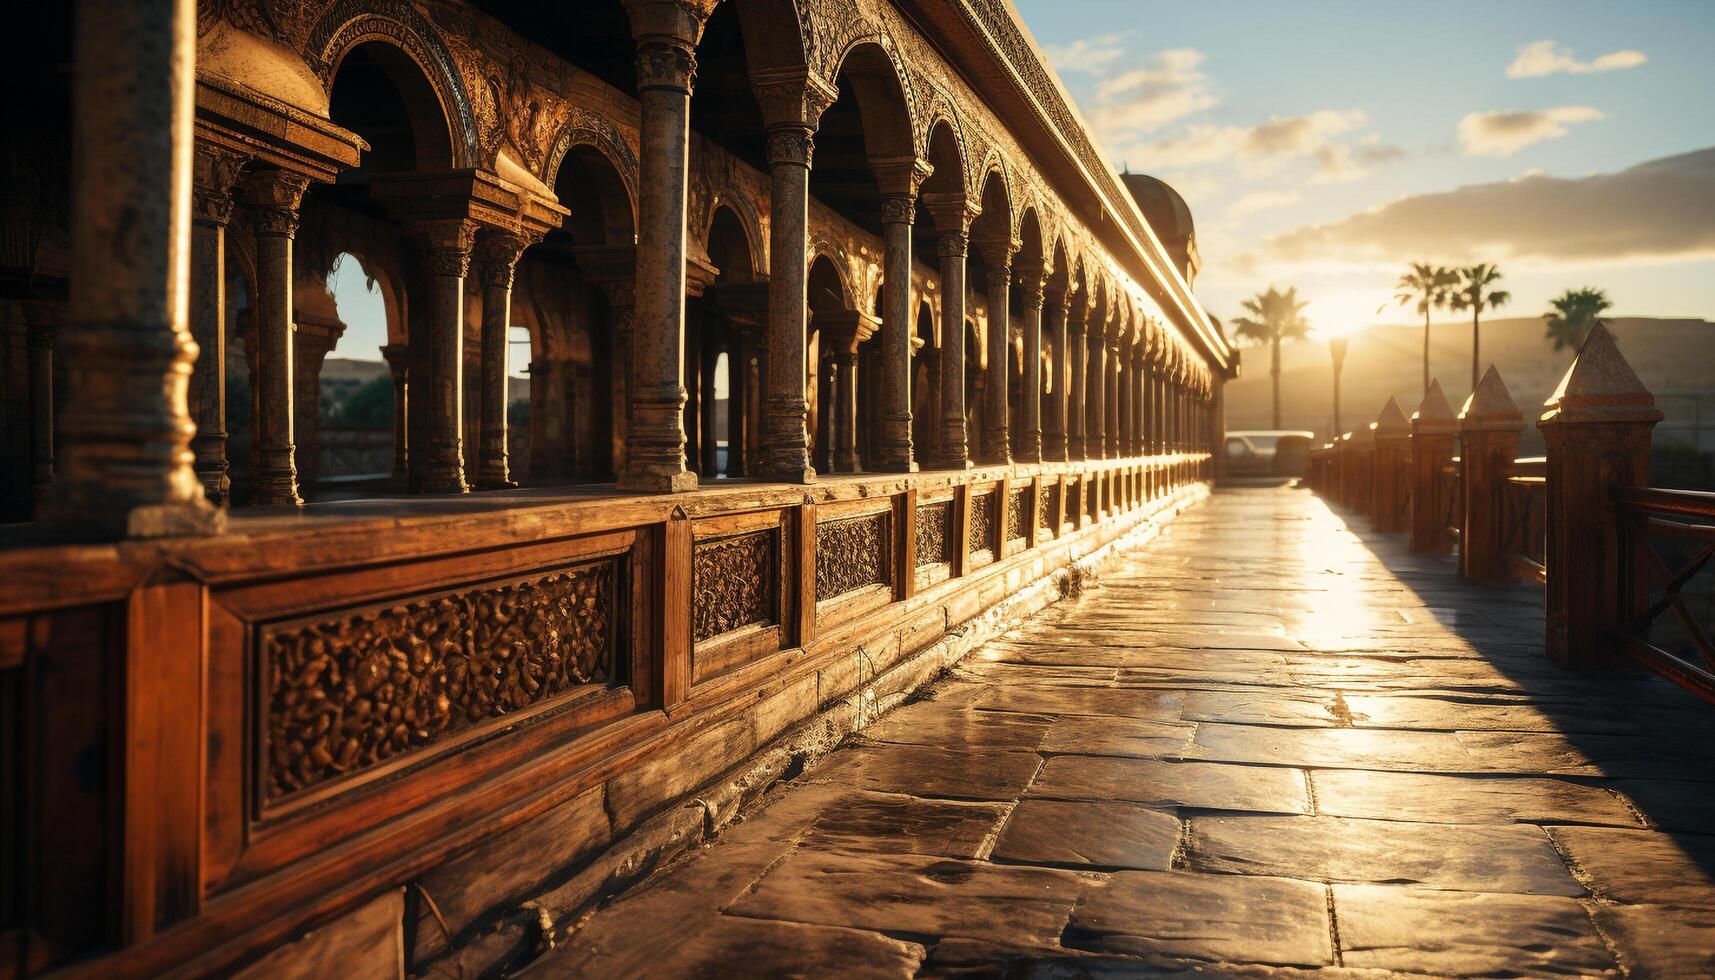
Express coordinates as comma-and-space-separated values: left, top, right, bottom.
1451, 263, 1510, 318
1230, 285, 1312, 349
1543, 286, 1612, 352
328, 375, 394, 429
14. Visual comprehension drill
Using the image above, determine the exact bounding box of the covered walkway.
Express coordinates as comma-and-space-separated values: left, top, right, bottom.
539, 486, 1715, 977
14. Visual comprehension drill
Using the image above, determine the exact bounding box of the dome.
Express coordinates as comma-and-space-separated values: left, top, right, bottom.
1120, 173, 1201, 286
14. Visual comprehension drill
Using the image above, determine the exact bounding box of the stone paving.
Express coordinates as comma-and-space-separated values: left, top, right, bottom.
534, 486, 1715, 978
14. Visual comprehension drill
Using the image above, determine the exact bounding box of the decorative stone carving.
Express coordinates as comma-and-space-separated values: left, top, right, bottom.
1006, 487, 1028, 542
692, 530, 778, 642
816, 512, 892, 601
970, 491, 996, 559
915, 500, 951, 567
263, 560, 618, 799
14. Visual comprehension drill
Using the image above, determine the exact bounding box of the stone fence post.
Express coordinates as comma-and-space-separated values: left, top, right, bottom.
1458, 366, 1524, 583
1409, 380, 1456, 553
1539, 323, 1661, 667
1371, 397, 1410, 533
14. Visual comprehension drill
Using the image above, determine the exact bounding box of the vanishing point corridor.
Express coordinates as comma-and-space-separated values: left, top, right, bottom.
543, 486, 1715, 977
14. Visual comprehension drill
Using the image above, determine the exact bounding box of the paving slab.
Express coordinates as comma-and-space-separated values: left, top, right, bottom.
806, 743, 1041, 801
1548, 826, 1715, 908
727, 851, 1097, 947
799, 792, 1008, 859
1040, 716, 1197, 758
990, 799, 1179, 870
1187, 814, 1584, 895
1592, 904, 1715, 978
1064, 871, 1333, 967
1310, 770, 1642, 827
1029, 756, 1310, 814
969, 685, 1185, 721
1333, 883, 1615, 976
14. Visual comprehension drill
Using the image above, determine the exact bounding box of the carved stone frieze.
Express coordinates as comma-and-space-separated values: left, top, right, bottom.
915, 500, 951, 567
692, 530, 778, 642
816, 511, 891, 601
1006, 487, 1028, 542
263, 559, 619, 800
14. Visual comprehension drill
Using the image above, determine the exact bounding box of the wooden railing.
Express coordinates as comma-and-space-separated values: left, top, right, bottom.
1306, 324, 1709, 704
1616, 487, 1715, 702
1501, 457, 1547, 583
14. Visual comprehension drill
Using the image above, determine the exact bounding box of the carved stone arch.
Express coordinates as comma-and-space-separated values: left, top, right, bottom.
808, 240, 854, 310
975, 147, 1016, 241
798, 0, 870, 83
919, 99, 973, 200
701, 190, 766, 280
306, 0, 480, 168
827, 33, 917, 165
544, 117, 641, 239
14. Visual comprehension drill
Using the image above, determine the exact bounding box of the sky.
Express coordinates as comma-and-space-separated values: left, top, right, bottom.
1014, 0, 1715, 338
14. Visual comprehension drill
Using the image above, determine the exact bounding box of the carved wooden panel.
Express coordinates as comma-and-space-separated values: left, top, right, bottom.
970, 491, 997, 563
263, 559, 618, 801
816, 512, 893, 602
1039, 483, 1059, 533
915, 501, 953, 568
692, 530, 778, 643
1007, 487, 1029, 543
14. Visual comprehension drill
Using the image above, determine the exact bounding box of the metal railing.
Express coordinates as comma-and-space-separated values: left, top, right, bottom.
1616, 487, 1715, 702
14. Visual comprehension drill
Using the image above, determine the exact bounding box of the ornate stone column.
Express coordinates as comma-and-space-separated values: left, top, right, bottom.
1086, 310, 1107, 460
753, 69, 834, 484
980, 244, 1015, 465
1105, 327, 1121, 459
239, 169, 312, 507
23, 304, 59, 497
621, 0, 714, 492
1067, 298, 1087, 460
474, 231, 530, 490
875, 160, 926, 471
927, 198, 976, 469
1131, 342, 1147, 457
380, 343, 410, 491
44, 0, 221, 535
1015, 262, 1045, 463
1043, 287, 1069, 461
412, 219, 476, 493
189, 142, 245, 504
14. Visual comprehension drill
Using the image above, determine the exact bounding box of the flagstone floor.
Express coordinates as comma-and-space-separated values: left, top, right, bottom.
532, 485, 1715, 978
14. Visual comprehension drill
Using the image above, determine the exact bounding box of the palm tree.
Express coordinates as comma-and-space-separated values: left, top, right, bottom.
1390, 263, 1459, 397
1543, 287, 1612, 352
1451, 264, 1511, 393
1232, 286, 1312, 429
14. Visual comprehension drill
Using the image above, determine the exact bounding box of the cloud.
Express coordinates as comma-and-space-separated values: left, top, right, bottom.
1133, 109, 1368, 174
1507, 40, 1647, 78
1089, 49, 1217, 135
1265, 147, 1715, 265
1457, 106, 1604, 157
1043, 33, 1130, 75
1228, 190, 1302, 218
1312, 135, 1406, 184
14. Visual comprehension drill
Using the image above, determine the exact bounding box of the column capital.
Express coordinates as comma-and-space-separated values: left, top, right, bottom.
879, 194, 916, 226
1014, 260, 1047, 307
923, 192, 979, 237
873, 155, 932, 200
192, 141, 249, 226
765, 126, 816, 168
936, 230, 969, 258
624, 0, 716, 93
414, 218, 478, 276
474, 229, 535, 288
751, 66, 838, 132
238, 169, 312, 237
978, 236, 1020, 275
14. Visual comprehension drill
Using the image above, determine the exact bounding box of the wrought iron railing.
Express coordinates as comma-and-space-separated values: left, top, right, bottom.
1501, 457, 1547, 583
1616, 487, 1715, 702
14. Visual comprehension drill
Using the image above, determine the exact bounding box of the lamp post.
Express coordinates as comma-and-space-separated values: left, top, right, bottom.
1329, 337, 1349, 440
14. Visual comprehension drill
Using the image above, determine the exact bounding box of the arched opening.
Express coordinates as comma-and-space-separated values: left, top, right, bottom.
970, 168, 1013, 464
328, 42, 454, 173
696, 205, 763, 477
915, 119, 969, 470
1012, 209, 1044, 459
911, 299, 938, 462
807, 255, 851, 472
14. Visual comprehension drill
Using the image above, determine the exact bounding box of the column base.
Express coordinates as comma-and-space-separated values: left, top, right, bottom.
42, 495, 227, 540
929, 455, 973, 471
477, 479, 519, 491
421, 473, 470, 495
873, 458, 919, 474
762, 465, 817, 484
619, 468, 700, 493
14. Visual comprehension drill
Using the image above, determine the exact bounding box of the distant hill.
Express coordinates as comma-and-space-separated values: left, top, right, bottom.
1225, 316, 1715, 457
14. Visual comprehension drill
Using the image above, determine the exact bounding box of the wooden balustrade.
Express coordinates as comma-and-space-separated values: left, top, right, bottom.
0, 450, 1208, 975
1305, 323, 1712, 704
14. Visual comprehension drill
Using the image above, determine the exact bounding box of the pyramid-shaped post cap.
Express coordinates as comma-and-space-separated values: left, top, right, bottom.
1459, 366, 1524, 432
1540, 321, 1664, 426
1412, 379, 1458, 435
1352, 419, 1377, 445
1374, 396, 1411, 438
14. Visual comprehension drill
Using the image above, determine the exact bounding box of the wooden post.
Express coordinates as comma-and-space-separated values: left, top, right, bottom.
661, 507, 692, 709
1458, 366, 1525, 583
1371, 397, 1411, 533
1538, 323, 1661, 667
1409, 379, 1457, 553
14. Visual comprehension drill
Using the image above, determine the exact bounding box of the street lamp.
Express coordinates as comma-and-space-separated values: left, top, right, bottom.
1329, 337, 1349, 440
